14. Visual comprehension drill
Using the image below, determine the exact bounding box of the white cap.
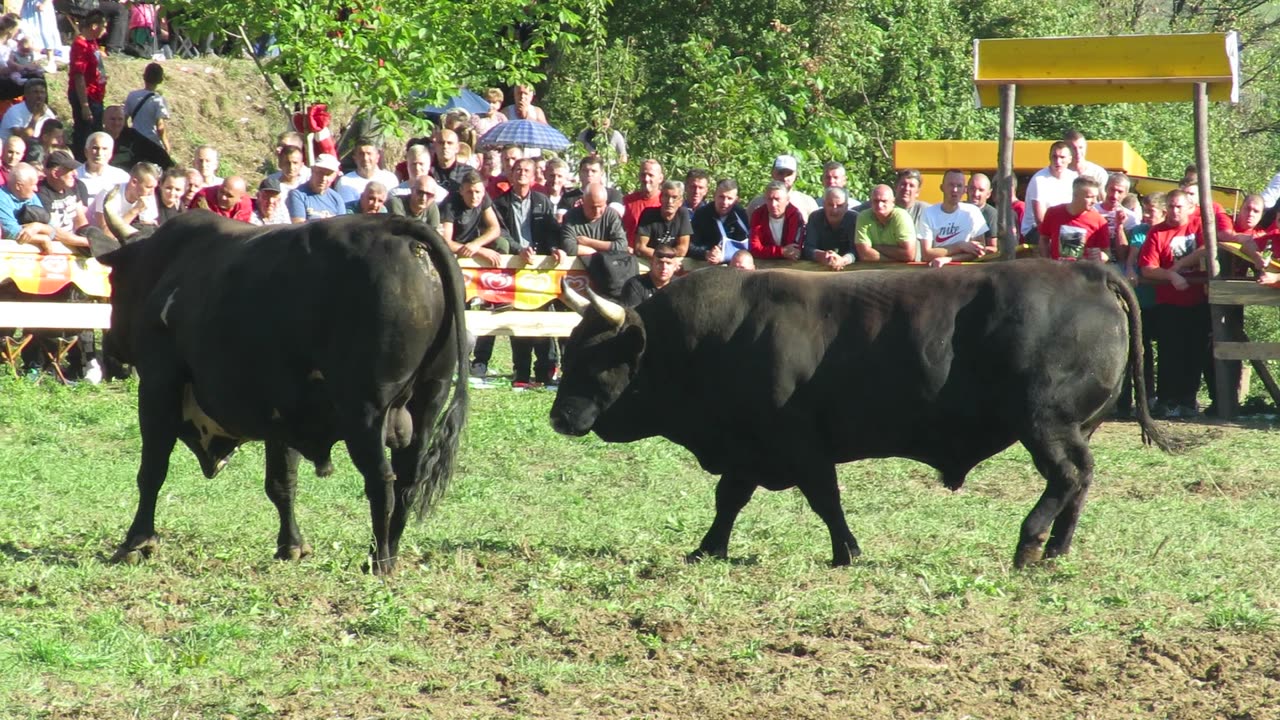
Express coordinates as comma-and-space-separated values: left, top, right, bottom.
312, 154, 341, 172
773, 154, 798, 173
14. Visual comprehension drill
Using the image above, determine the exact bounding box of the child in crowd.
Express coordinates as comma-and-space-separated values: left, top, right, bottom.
20, 0, 62, 73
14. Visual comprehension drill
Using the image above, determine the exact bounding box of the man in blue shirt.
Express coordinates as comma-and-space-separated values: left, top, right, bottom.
0, 162, 57, 249
286, 154, 347, 223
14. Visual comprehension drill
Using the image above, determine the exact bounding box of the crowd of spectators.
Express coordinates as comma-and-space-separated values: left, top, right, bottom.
0, 8, 1277, 411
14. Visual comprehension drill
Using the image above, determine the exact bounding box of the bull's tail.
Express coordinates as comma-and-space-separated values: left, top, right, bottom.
402, 219, 471, 520
1107, 273, 1171, 452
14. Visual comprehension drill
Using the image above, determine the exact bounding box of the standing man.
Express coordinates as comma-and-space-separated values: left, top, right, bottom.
804, 186, 857, 270
430, 128, 470, 195
1021, 141, 1078, 249
635, 180, 693, 258
622, 159, 664, 247
854, 184, 917, 263
1096, 172, 1140, 260
560, 156, 624, 215
501, 84, 548, 123
286, 154, 347, 223
1063, 130, 1109, 186
1139, 190, 1211, 418
620, 245, 681, 307
893, 169, 930, 225
1037, 177, 1110, 261
917, 169, 989, 266
68, 11, 108, 162
746, 155, 818, 218
336, 142, 399, 203
691, 178, 751, 264
682, 168, 710, 213
965, 172, 999, 251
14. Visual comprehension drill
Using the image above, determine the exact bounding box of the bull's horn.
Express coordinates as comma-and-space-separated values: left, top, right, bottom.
561, 279, 590, 315
586, 287, 626, 328
102, 185, 138, 240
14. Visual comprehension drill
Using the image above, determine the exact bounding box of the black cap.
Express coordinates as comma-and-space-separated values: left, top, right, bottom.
44, 149, 78, 171
258, 176, 282, 193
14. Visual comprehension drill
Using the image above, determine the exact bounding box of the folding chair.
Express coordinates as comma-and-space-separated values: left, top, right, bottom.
1, 334, 32, 378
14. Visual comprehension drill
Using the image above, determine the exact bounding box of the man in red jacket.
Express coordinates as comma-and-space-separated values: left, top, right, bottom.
1139, 189, 1210, 418
189, 176, 254, 223
748, 180, 804, 260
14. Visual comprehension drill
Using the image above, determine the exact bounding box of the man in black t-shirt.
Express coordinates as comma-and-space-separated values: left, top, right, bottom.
36, 150, 91, 252
620, 244, 681, 307
634, 179, 692, 259
429, 128, 470, 195
440, 170, 508, 263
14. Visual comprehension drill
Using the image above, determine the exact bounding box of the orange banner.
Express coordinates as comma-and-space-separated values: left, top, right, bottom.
461, 267, 589, 309
0, 252, 112, 297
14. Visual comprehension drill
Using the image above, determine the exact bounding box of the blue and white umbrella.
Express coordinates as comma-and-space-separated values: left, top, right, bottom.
415, 88, 491, 117
478, 119, 572, 151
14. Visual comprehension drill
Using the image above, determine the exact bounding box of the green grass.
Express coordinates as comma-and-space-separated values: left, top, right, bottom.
2, 351, 1280, 718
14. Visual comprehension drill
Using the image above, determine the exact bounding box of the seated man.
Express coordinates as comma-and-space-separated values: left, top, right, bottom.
0, 162, 58, 250
250, 176, 289, 226
337, 142, 399, 203
347, 181, 389, 215
1021, 142, 1077, 248
620, 245, 681, 307
1038, 177, 1109, 262
77, 131, 129, 206
634, 180, 692, 258
35, 151, 92, 253
748, 180, 805, 260
854, 184, 917, 263
804, 186, 857, 270
691, 178, 750, 265
440, 170, 505, 264
266, 144, 311, 194
189, 175, 253, 222
92, 161, 161, 239
560, 183, 627, 257
286, 154, 347, 223
0, 78, 55, 142
1096, 172, 1140, 261
392, 144, 446, 204
388, 173, 442, 233
965, 172, 999, 251
918, 169, 989, 266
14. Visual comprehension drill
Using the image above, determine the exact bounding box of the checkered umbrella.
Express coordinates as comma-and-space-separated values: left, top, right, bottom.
478, 119, 572, 151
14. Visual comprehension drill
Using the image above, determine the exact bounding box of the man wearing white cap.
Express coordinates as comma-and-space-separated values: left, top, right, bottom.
286, 153, 348, 223
746, 154, 818, 218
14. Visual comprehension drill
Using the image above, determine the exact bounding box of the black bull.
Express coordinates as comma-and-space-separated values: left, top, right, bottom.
94, 211, 470, 574
551, 260, 1171, 568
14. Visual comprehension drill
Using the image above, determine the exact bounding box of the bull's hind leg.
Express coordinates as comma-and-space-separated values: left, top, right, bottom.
387, 377, 451, 563
264, 440, 311, 561
1016, 429, 1092, 568
688, 473, 756, 562
344, 407, 399, 575
113, 379, 180, 564
796, 464, 860, 567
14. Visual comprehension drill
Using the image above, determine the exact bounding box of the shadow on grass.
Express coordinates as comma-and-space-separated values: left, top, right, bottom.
0, 540, 83, 567
421, 538, 761, 566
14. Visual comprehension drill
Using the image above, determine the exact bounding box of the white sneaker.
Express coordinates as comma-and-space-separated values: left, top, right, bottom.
84, 359, 103, 385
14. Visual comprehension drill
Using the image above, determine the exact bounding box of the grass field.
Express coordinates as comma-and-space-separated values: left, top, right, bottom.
2, 353, 1280, 719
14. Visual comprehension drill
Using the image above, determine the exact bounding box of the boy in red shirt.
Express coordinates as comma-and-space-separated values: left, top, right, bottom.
69, 10, 109, 163
1138, 189, 1211, 417
1037, 177, 1110, 261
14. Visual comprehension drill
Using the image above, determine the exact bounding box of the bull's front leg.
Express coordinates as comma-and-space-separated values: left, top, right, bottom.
264, 440, 311, 561
795, 464, 860, 567
112, 379, 180, 564
687, 473, 756, 563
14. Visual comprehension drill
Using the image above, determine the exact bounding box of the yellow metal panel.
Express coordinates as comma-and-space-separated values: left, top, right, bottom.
973, 33, 1239, 107
894, 140, 1147, 175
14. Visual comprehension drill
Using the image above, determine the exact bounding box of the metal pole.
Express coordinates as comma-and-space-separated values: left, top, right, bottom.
997, 84, 1017, 260
1195, 82, 1236, 418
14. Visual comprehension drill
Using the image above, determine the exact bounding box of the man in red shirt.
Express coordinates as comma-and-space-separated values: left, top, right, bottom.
748, 180, 805, 260
1139, 189, 1210, 417
189, 176, 254, 223
622, 159, 664, 247
1038, 177, 1110, 261
68, 10, 109, 163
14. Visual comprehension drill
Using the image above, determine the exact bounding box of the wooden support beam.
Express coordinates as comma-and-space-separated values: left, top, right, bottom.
1197, 82, 1238, 418
996, 84, 1017, 260
1208, 280, 1280, 306
1214, 342, 1280, 361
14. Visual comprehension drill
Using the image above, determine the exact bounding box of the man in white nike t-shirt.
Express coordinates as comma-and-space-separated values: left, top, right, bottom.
917, 169, 989, 267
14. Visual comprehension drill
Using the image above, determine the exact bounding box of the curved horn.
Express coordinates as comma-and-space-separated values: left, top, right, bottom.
102, 185, 138, 240
560, 278, 590, 315
586, 287, 627, 328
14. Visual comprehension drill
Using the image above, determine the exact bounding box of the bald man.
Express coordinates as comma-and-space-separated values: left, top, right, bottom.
189, 175, 254, 222
560, 182, 626, 256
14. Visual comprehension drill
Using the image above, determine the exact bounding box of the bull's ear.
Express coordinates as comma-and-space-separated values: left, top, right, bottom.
620, 322, 646, 361
85, 226, 123, 261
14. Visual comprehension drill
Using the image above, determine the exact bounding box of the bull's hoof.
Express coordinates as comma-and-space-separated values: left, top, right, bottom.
275, 543, 313, 561
684, 548, 726, 564
363, 558, 399, 575
110, 537, 158, 565
1013, 545, 1044, 569
315, 459, 335, 477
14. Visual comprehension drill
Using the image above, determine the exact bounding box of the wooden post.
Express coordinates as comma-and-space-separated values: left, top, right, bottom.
996, 84, 1017, 260
1195, 82, 1237, 418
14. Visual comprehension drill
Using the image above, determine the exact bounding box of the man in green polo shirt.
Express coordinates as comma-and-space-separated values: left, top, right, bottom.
854, 184, 917, 262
